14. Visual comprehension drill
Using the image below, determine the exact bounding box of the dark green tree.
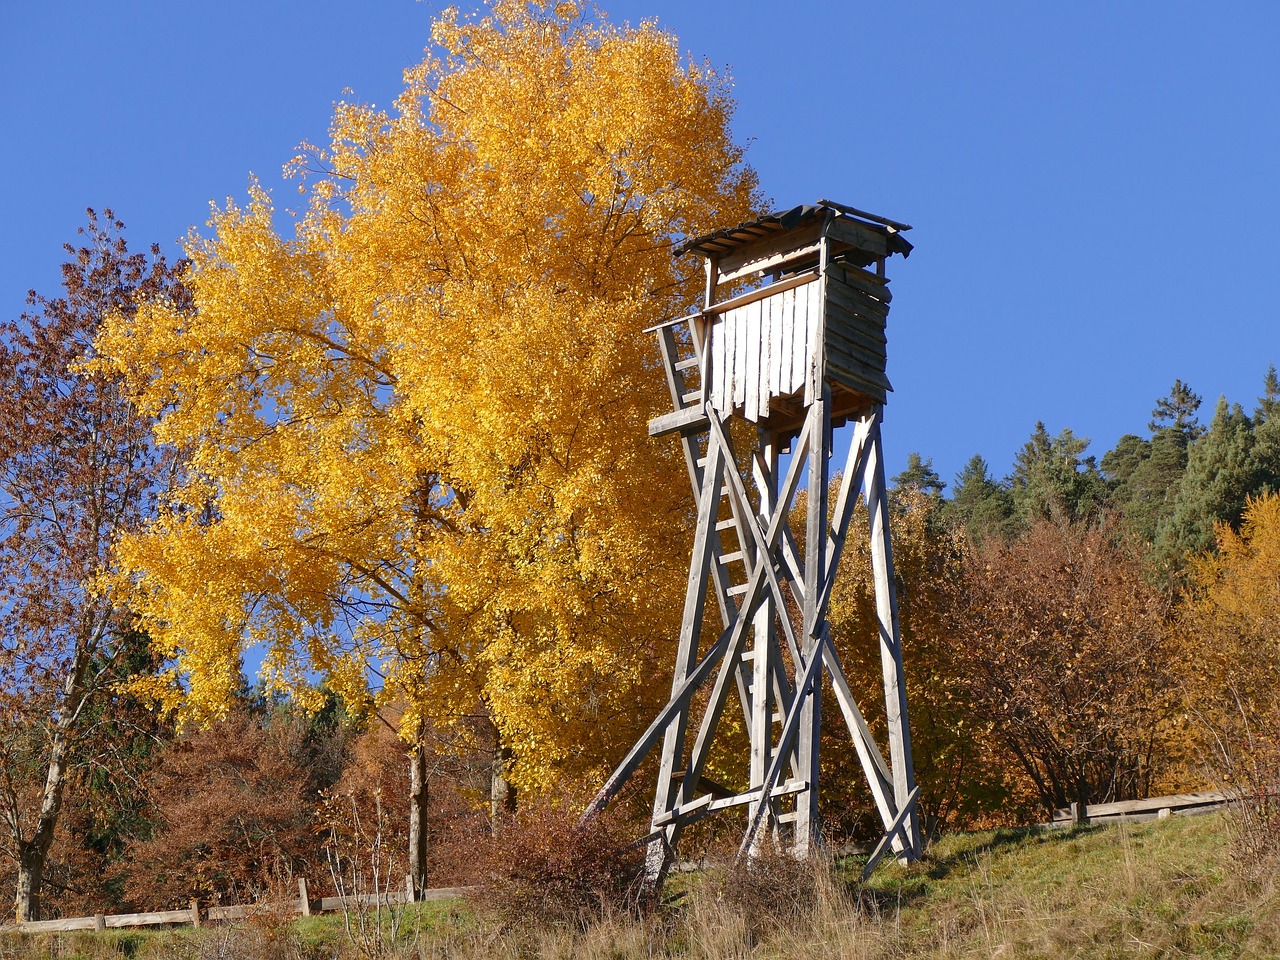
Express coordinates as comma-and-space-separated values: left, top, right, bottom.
1249, 364, 1280, 498
1255, 363, 1280, 425
1103, 381, 1202, 543
1157, 397, 1260, 561
1149, 378, 1205, 439
1009, 422, 1107, 526
891, 452, 946, 501
945, 454, 1016, 544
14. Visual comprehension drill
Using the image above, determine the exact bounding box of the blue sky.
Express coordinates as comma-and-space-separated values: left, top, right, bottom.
4, 1, 1278, 487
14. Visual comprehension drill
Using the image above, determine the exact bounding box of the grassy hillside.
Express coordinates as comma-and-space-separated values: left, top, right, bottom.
5, 812, 1277, 959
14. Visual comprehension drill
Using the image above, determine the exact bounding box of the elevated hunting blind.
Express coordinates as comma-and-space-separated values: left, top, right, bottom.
584, 200, 922, 886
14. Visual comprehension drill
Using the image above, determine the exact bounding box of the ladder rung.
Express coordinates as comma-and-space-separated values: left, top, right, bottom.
681, 390, 701, 404
718, 550, 745, 566
726, 583, 751, 597
776, 811, 800, 824
716, 518, 737, 531
675, 357, 699, 371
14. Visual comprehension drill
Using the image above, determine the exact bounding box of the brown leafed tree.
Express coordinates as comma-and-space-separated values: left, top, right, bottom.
117, 709, 322, 908
0, 210, 189, 920
953, 518, 1179, 813
828, 488, 1026, 833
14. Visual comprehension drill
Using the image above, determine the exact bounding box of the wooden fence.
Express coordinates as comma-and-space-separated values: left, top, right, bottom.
5, 878, 475, 935
1046, 788, 1233, 827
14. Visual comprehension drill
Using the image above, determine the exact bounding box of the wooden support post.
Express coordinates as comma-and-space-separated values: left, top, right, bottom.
190, 901, 201, 928
297, 877, 311, 917
94, 914, 105, 933
747, 429, 778, 855
795, 385, 830, 856
865, 413, 921, 859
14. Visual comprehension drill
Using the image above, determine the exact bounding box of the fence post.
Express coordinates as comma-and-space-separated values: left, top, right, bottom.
190, 900, 201, 929
297, 878, 311, 917
1070, 801, 1090, 826
405, 874, 415, 904
94, 914, 106, 933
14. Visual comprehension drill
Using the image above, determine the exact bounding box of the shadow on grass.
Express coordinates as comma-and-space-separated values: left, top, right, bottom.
840, 823, 1107, 912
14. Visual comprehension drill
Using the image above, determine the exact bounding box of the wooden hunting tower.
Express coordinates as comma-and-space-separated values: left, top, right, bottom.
584, 200, 922, 885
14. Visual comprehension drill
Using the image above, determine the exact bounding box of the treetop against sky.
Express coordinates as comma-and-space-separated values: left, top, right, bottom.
4, 0, 1278, 483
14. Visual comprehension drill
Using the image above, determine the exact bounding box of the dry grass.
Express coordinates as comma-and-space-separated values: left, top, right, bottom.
4, 813, 1278, 959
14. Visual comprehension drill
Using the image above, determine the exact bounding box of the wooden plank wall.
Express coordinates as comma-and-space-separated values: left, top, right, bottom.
709, 278, 818, 421
824, 262, 891, 404
707, 259, 894, 421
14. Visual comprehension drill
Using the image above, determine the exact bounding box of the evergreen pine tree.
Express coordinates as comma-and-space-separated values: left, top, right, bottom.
946, 453, 1016, 544
1250, 364, 1280, 494
1010, 422, 1107, 526
891, 452, 946, 499
1104, 381, 1202, 542
1157, 396, 1260, 560
1255, 363, 1280, 425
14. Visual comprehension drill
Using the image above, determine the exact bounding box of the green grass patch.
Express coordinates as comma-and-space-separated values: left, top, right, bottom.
3, 814, 1277, 958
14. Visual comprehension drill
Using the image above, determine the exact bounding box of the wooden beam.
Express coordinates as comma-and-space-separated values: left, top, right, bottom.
649, 405, 709, 438
705, 269, 819, 317
860, 785, 922, 880
648, 438, 727, 832
864, 418, 921, 859
715, 221, 824, 280
738, 619, 831, 859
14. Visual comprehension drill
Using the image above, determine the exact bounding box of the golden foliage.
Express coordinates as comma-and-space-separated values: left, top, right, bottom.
1179, 493, 1280, 809
1181, 493, 1280, 709
94, 1, 759, 793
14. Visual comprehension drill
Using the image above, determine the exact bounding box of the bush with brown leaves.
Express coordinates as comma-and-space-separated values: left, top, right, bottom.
477, 802, 648, 930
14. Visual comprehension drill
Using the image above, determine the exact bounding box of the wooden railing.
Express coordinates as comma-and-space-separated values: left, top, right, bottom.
5, 878, 475, 934
1046, 788, 1233, 827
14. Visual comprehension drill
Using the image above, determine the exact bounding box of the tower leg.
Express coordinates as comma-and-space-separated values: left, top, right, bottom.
865, 414, 922, 859
747, 429, 778, 856
794, 386, 831, 856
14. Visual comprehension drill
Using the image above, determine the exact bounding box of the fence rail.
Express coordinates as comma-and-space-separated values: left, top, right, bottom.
3, 878, 475, 934
1046, 788, 1234, 827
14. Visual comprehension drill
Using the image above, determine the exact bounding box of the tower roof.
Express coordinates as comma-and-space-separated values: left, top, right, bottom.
674, 199, 913, 260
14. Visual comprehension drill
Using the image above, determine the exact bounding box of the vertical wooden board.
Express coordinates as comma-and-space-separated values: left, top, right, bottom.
768, 291, 785, 399
774, 289, 790, 397
798, 284, 808, 407
744, 300, 760, 423
758, 295, 773, 420
723, 313, 737, 414
791, 283, 807, 398
733, 307, 749, 411
710, 321, 725, 413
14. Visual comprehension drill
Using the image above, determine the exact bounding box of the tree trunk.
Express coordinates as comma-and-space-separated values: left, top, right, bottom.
14, 721, 73, 922
490, 744, 517, 826
407, 739, 428, 900
12, 636, 97, 922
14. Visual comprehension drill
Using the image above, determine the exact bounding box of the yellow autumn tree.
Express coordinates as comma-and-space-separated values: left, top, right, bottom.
94, 0, 759, 797
1179, 494, 1280, 796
